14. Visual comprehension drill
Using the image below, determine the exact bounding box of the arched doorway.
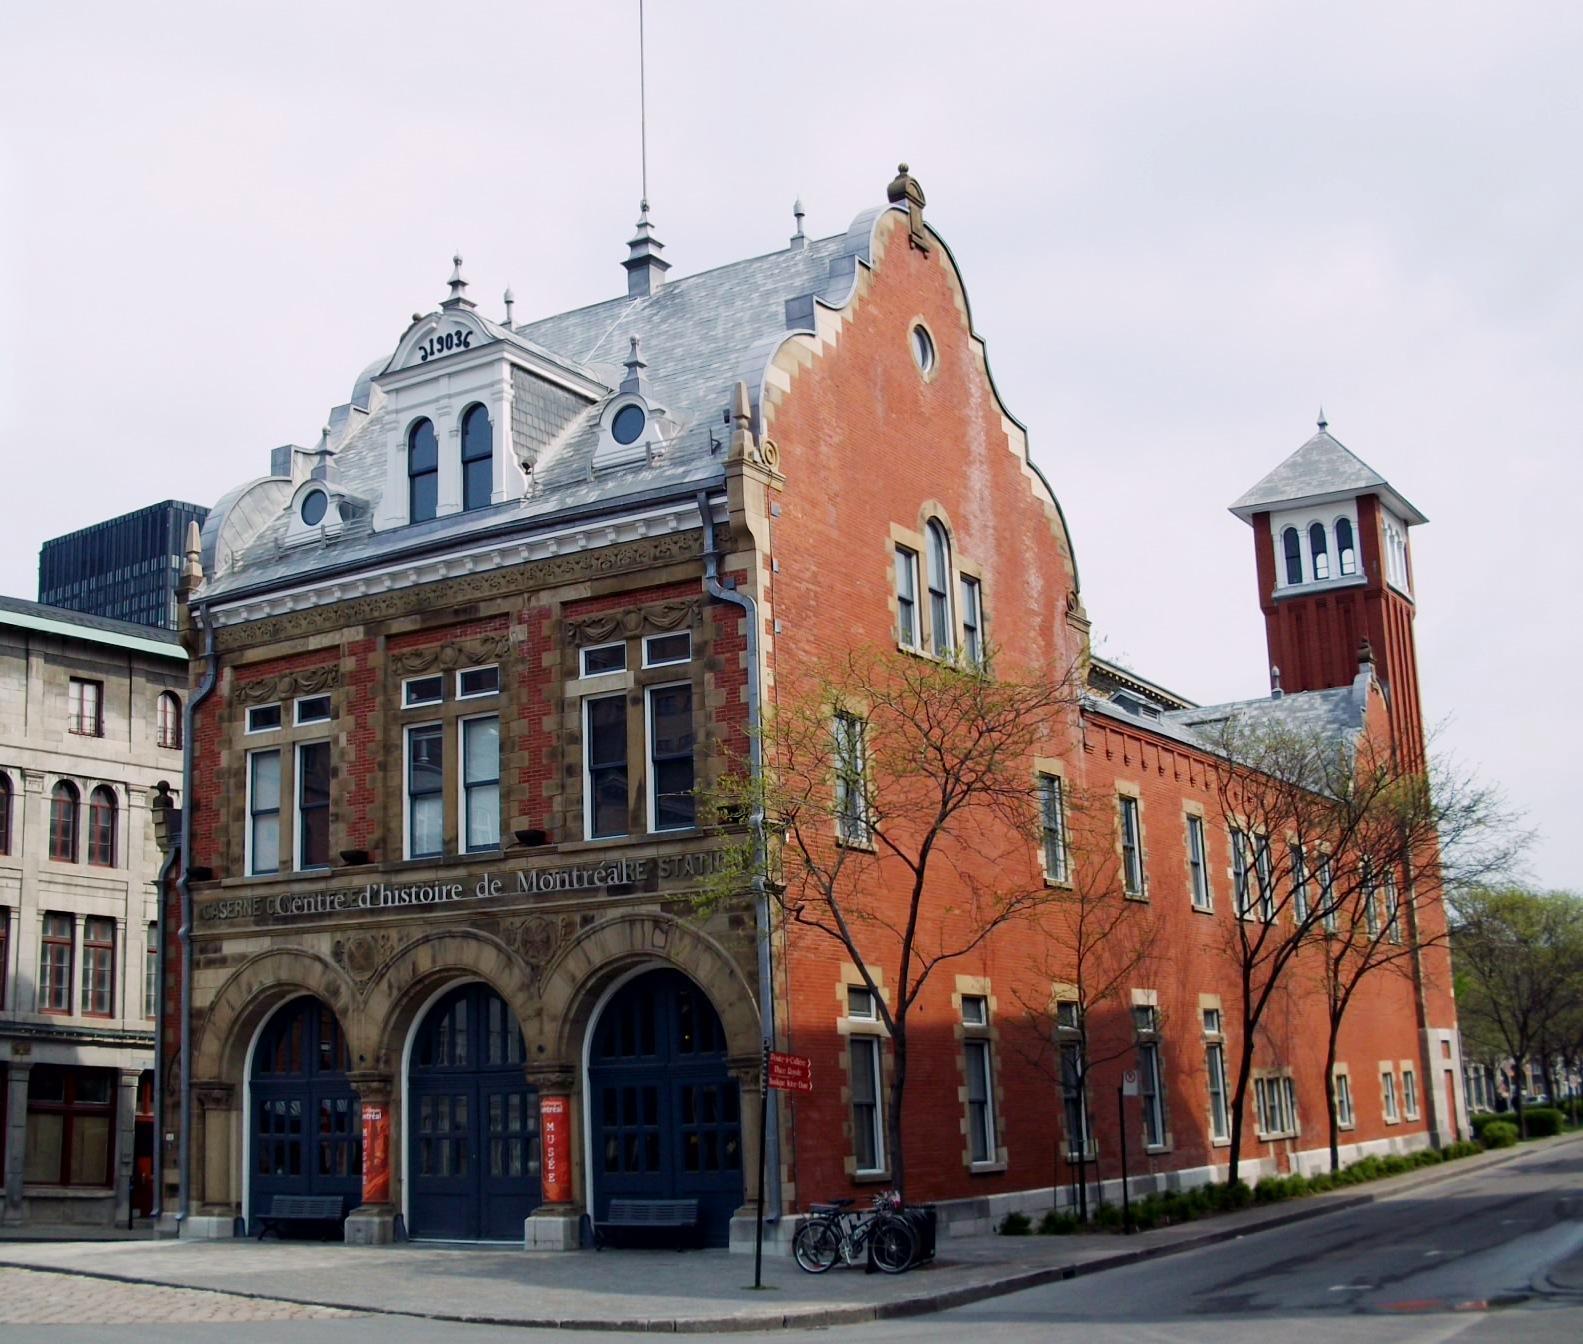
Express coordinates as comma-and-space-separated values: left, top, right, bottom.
249, 996, 361, 1230
407, 982, 540, 1240
588, 968, 743, 1247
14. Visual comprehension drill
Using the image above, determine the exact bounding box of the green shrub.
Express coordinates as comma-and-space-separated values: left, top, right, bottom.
1218, 1179, 1254, 1210
1441, 1140, 1480, 1160
1519, 1106, 1564, 1137
1481, 1120, 1519, 1149
1307, 1172, 1335, 1193
1038, 1210, 1079, 1235
999, 1211, 1033, 1236
1469, 1112, 1507, 1139
1095, 1202, 1124, 1230
1414, 1147, 1443, 1166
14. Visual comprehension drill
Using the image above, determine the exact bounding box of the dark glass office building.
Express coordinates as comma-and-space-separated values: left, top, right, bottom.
38, 500, 209, 630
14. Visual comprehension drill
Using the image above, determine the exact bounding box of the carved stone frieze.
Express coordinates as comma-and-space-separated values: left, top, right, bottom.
214, 531, 712, 652
236, 664, 341, 705
390, 633, 512, 675
499, 914, 575, 991
564, 599, 701, 649
332, 930, 411, 995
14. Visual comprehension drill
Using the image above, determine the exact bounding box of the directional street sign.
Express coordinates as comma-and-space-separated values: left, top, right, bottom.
1121, 1069, 1140, 1097
768, 1051, 813, 1093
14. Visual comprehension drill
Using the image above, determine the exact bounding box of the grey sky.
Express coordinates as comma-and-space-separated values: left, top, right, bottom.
3, 2, 1578, 888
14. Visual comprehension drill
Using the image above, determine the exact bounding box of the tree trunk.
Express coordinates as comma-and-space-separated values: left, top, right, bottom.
887, 1023, 908, 1197
1512, 1054, 1527, 1139
1227, 1032, 1257, 1187
1324, 1025, 1341, 1173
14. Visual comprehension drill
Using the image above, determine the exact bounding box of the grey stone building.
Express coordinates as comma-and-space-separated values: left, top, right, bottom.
0, 596, 186, 1227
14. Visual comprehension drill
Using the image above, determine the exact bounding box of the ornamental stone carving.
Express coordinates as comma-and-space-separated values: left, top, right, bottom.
564, 599, 701, 649
500, 914, 574, 990
390, 633, 511, 675
236, 664, 341, 704
333, 930, 411, 995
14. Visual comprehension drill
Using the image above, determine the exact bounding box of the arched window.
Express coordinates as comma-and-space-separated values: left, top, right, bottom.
1336, 517, 1357, 575
926, 520, 954, 657
157, 691, 182, 749
88, 786, 118, 867
1308, 522, 1330, 580
460, 404, 493, 512
49, 781, 80, 863
408, 419, 439, 524
1282, 527, 1303, 585
0, 772, 11, 855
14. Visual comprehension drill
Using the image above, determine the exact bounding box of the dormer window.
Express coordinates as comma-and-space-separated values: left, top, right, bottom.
611, 404, 646, 445
1308, 522, 1330, 579
300, 489, 328, 527
1282, 527, 1302, 585
460, 404, 493, 512
408, 419, 439, 523
1335, 517, 1357, 575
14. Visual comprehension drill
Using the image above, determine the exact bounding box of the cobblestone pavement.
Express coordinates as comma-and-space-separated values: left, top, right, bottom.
0, 1266, 359, 1324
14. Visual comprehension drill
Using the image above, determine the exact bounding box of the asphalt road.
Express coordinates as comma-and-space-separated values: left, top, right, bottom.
7, 1142, 1583, 1343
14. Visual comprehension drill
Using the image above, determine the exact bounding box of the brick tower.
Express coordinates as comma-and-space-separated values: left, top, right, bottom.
1230, 413, 1429, 767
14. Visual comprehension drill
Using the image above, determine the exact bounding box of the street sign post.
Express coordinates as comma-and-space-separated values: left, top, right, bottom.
755, 1048, 814, 1287
1117, 1084, 1133, 1235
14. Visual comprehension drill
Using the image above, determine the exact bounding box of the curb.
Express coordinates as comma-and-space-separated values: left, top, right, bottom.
3, 1134, 1578, 1332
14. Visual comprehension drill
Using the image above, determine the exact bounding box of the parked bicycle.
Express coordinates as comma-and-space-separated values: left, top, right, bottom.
793, 1190, 917, 1274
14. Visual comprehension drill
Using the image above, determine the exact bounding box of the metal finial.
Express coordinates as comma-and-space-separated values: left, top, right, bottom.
503, 286, 515, 326
448, 253, 467, 299
1317, 405, 1328, 431
793, 197, 805, 233
1270, 664, 1283, 699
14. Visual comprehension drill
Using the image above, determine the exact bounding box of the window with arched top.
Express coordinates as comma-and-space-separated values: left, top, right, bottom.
1282, 527, 1303, 585
1308, 522, 1330, 580
157, 691, 182, 749
1335, 517, 1357, 575
460, 403, 493, 512
0, 771, 11, 856
89, 786, 118, 867
49, 781, 80, 863
408, 419, 439, 523
926, 520, 954, 657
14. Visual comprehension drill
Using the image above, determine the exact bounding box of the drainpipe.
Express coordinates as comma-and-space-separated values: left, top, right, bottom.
695, 491, 780, 1225
150, 839, 177, 1221
177, 605, 219, 1232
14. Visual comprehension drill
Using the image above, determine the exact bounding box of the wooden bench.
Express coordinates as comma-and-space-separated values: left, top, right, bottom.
595, 1198, 701, 1250
255, 1194, 346, 1240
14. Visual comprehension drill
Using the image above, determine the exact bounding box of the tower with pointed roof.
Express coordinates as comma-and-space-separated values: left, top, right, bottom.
1230, 414, 1428, 766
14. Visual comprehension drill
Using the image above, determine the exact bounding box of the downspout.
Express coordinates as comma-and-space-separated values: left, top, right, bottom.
696, 490, 780, 1225
177, 604, 219, 1232
150, 840, 177, 1221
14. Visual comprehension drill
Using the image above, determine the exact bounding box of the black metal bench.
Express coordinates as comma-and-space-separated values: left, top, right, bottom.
255, 1194, 346, 1240
595, 1197, 701, 1250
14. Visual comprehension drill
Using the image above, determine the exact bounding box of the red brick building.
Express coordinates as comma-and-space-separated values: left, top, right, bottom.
168, 168, 1463, 1248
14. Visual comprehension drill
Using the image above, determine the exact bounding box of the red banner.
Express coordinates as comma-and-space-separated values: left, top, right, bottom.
361, 1105, 390, 1206
540, 1095, 573, 1204
768, 1051, 813, 1093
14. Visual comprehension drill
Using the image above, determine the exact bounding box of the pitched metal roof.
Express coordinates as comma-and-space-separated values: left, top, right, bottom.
1229, 426, 1426, 525
0, 594, 186, 659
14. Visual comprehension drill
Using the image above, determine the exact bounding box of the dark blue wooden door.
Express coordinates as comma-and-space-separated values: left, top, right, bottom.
249, 996, 361, 1231
407, 983, 540, 1240
589, 969, 743, 1246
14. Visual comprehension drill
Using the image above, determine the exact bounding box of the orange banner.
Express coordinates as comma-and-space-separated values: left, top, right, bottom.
540, 1095, 572, 1204
361, 1104, 390, 1206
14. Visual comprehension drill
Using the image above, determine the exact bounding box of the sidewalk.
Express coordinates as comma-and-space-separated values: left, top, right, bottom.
2, 1134, 1576, 1332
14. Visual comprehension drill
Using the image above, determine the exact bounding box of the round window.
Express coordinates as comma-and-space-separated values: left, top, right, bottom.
611, 403, 647, 446
300, 490, 328, 527
911, 324, 935, 374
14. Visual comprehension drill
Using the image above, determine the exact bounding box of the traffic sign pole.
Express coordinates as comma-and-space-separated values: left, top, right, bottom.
1117, 1085, 1132, 1235
754, 1041, 769, 1289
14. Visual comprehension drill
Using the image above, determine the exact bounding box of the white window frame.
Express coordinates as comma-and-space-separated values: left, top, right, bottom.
293, 739, 331, 871
1187, 814, 1211, 910
965, 1036, 997, 1164
403, 720, 445, 860
960, 574, 983, 665
1039, 773, 1069, 884
143, 921, 158, 1020
293, 694, 333, 726
895, 545, 920, 651
1291, 843, 1309, 923
1319, 855, 1339, 933
1254, 835, 1275, 921
583, 691, 629, 841
645, 680, 695, 833
1206, 1039, 1229, 1142
833, 712, 872, 846
1382, 1069, 1399, 1122
402, 674, 444, 709
1335, 1070, 1355, 1128
1059, 1040, 1091, 1158
925, 519, 954, 658
245, 702, 283, 735
580, 643, 627, 678
455, 664, 500, 700
850, 1034, 886, 1175
642, 631, 692, 669
1402, 1067, 1419, 1120
1119, 795, 1144, 897
961, 994, 988, 1027
1139, 1039, 1166, 1149
847, 986, 878, 1020
458, 712, 501, 854
245, 747, 282, 876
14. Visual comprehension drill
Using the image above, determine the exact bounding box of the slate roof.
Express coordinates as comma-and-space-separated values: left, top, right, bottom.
199, 208, 897, 602
0, 594, 186, 657
1229, 425, 1426, 525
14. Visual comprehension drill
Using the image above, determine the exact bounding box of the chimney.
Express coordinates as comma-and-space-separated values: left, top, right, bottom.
622, 200, 670, 298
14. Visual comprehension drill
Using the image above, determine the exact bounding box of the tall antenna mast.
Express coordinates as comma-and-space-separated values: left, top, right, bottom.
639, 0, 649, 206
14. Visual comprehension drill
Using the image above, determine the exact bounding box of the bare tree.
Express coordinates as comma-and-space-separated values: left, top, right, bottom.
1010, 787, 1162, 1218
700, 644, 1083, 1195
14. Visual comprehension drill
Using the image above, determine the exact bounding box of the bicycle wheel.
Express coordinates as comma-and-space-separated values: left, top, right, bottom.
794, 1219, 842, 1273
869, 1214, 917, 1274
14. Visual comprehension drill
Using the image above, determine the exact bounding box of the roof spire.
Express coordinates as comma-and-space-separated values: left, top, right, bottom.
886, 161, 930, 252
1317, 405, 1328, 432
790, 196, 807, 249
622, 200, 670, 297
620, 334, 652, 398
442, 253, 475, 310
503, 285, 515, 327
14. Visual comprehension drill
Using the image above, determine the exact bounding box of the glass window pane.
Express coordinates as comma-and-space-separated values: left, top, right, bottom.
251, 751, 280, 811
464, 717, 499, 785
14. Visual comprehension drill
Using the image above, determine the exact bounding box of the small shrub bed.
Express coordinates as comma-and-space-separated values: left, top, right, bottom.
1518, 1107, 1564, 1137
1480, 1120, 1519, 1149
998, 1211, 1033, 1235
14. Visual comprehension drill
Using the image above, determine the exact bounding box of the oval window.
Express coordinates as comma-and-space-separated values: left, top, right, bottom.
300, 490, 328, 527
611, 403, 647, 446
911, 324, 935, 373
